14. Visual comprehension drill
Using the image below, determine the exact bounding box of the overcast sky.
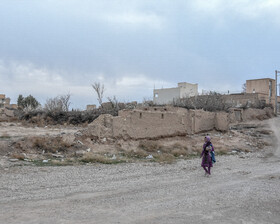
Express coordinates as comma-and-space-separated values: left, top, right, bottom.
1, 0, 280, 109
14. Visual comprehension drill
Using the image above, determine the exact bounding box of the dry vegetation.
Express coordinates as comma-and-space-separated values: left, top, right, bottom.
32, 136, 72, 153
173, 93, 273, 112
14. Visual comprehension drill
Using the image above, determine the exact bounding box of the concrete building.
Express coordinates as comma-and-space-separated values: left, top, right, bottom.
246, 78, 276, 104
153, 82, 198, 105
86, 104, 97, 111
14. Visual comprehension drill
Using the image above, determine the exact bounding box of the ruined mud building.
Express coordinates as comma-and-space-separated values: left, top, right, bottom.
0, 94, 17, 119
83, 106, 273, 140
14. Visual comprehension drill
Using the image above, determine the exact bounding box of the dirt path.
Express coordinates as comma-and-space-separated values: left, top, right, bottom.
0, 122, 79, 138
1, 150, 280, 224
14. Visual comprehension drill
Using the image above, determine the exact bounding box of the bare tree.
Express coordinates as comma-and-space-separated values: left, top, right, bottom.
242, 83, 247, 93
44, 94, 71, 112
59, 94, 71, 112
92, 82, 105, 106
107, 96, 119, 110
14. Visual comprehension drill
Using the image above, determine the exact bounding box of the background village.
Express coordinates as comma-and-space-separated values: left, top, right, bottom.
1, 77, 280, 224
0, 76, 279, 164
1, 77, 280, 118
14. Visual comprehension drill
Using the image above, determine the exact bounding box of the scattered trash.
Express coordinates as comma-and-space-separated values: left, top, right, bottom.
52, 154, 64, 158
111, 154, 116, 160
86, 148, 91, 152
9, 159, 19, 162
231, 150, 238, 154
77, 140, 84, 145
102, 138, 107, 142
146, 155, 154, 159
75, 131, 83, 137
42, 160, 48, 163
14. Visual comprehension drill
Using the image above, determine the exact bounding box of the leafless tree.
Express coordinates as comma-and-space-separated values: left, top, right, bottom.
242, 83, 247, 93
44, 94, 71, 112
92, 82, 105, 106
107, 96, 119, 110
60, 94, 71, 112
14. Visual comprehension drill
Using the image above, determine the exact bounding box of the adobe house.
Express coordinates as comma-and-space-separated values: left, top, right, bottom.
153, 82, 198, 105
0, 94, 17, 119
0, 94, 11, 110
83, 106, 274, 140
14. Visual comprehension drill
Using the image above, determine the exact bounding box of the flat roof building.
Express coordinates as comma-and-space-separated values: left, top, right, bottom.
153, 82, 198, 105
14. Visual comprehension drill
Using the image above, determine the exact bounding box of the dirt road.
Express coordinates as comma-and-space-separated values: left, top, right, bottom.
1, 149, 280, 224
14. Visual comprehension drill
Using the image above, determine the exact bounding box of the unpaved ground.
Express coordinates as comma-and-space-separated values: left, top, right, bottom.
0, 122, 79, 138
0, 117, 280, 223
0, 150, 280, 224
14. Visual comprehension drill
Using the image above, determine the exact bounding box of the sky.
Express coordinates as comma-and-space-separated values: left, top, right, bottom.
1, 0, 280, 109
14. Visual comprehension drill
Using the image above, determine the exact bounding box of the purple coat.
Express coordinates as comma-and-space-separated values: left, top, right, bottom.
201, 142, 214, 167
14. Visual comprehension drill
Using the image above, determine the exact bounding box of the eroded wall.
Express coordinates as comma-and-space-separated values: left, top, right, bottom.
83, 107, 274, 140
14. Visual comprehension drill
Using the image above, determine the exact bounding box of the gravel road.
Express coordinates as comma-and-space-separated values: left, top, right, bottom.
1, 150, 280, 224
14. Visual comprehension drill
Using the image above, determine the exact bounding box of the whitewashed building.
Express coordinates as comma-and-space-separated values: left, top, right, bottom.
153, 82, 198, 105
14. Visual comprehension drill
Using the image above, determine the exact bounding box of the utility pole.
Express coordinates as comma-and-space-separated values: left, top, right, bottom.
275, 70, 280, 115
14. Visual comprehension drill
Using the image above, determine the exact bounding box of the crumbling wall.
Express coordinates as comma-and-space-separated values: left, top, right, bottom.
215, 112, 229, 131
192, 110, 215, 133
0, 108, 16, 120
82, 107, 274, 140
86, 107, 190, 139
242, 108, 272, 121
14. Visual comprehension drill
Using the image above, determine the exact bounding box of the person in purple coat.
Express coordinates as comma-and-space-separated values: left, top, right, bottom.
200, 136, 214, 176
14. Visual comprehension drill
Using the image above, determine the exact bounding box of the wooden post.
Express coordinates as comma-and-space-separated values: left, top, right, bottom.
275, 70, 278, 116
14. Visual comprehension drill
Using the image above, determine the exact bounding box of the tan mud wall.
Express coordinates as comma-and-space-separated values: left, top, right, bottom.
83, 107, 274, 140
0, 108, 15, 120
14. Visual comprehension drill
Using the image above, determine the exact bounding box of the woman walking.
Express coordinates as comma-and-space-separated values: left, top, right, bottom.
200, 136, 215, 177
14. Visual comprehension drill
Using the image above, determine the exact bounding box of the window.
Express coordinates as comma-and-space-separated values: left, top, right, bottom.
154, 93, 158, 98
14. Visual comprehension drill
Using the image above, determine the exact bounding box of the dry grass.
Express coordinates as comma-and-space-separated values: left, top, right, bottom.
0, 132, 10, 139
125, 149, 149, 158
171, 148, 188, 157
10, 153, 25, 160
138, 140, 161, 152
154, 153, 175, 164
32, 136, 71, 153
